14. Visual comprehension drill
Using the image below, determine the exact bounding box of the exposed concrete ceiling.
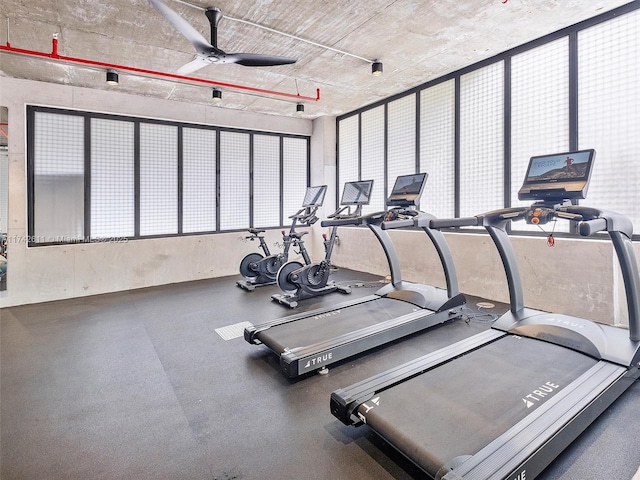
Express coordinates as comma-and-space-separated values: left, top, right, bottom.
0, 0, 633, 119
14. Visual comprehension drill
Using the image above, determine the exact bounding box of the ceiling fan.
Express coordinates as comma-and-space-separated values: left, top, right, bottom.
148, 0, 298, 75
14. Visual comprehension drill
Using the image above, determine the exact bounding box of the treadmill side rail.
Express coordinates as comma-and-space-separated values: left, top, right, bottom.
330, 329, 505, 425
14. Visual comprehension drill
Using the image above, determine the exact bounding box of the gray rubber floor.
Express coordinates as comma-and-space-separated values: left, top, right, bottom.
2, 269, 639, 480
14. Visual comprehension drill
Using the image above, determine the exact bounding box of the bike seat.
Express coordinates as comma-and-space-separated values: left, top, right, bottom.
289, 231, 309, 239
248, 228, 266, 235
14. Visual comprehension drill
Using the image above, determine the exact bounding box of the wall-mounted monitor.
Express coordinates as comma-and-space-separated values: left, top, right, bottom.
387, 173, 428, 207
302, 185, 327, 207
341, 180, 374, 206
518, 149, 595, 202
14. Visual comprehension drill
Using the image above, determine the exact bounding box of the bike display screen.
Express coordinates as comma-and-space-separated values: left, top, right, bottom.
341, 180, 374, 205
302, 185, 327, 207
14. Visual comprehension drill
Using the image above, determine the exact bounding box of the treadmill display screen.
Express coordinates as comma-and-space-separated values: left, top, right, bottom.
518, 149, 595, 201
341, 180, 374, 205
302, 185, 327, 207
387, 173, 427, 206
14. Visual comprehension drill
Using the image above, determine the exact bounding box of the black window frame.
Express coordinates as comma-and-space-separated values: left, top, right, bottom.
26, 105, 310, 246
336, 2, 640, 240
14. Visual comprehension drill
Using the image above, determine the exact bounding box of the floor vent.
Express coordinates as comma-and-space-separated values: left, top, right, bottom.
215, 321, 253, 341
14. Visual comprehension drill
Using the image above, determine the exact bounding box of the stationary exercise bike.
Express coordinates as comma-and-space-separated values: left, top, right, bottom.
236, 185, 327, 292
271, 180, 374, 308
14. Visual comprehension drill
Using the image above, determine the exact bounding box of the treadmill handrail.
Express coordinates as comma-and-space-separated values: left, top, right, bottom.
421, 225, 460, 298
468, 203, 640, 344
430, 216, 479, 229
383, 211, 460, 298
320, 217, 363, 227
413, 211, 437, 228
429, 208, 531, 230
608, 230, 640, 342
485, 223, 525, 314
563, 205, 635, 237
451, 208, 529, 315
381, 209, 422, 230
381, 218, 415, 229
480, 207, 529, 227
368, 223, 403, 286
579, 218, 608, 237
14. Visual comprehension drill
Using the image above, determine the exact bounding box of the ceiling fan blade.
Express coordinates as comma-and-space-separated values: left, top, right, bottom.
148, 0, 217, 55
226, 53, 298, 67
176, 56, 212, 75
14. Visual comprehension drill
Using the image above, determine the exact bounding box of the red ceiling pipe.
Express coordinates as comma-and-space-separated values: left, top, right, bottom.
0, 36, 320, 102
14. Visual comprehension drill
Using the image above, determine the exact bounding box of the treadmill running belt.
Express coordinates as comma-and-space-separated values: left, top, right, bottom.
357, 335, 598, 477
256, 297, 422, 353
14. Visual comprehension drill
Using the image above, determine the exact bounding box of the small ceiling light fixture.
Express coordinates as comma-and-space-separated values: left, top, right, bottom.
296, 103, 304, 113
372, 60, 383, 76
106, 70, 119, 85
212, 88, 222, 101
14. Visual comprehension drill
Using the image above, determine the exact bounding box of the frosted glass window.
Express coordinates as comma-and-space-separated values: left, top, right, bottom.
139, 123, 178, 236
578, 10, 640, 233
33, 112, 85, 241
91, 118, 135, 238
282, 137, 309, 224
29, 107, 309, 243
338, 115, 359, 202
360, 106, 385, 214
219, 131, 250, 230
253, 135, 281, 227
459, 62, 504, 218
183, 127, 216, 233
420, 80, 455, 219
387, 95, 416, 195
511, 38, 570, 232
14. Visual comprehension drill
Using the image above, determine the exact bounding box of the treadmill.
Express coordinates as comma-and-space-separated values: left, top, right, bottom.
331, 149, 640, 480
244, 173, 466, 378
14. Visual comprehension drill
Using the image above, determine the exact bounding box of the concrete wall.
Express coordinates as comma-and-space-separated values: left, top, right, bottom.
330, 226, 639, 327
306, 115, 338, 259
0, 77, 314, 307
